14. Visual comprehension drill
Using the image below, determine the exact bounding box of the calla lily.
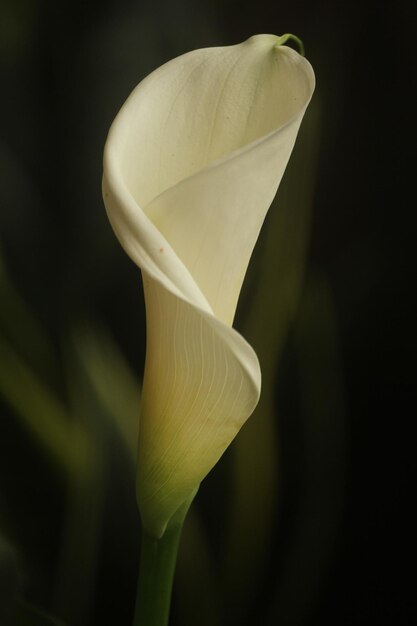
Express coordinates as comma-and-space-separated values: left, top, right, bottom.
103, 34, 315, 538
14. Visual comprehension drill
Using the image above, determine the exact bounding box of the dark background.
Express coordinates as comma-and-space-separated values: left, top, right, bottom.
0, 1, 415, 625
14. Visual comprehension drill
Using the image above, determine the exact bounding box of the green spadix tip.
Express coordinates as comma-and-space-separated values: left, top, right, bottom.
276, 33, 305, 56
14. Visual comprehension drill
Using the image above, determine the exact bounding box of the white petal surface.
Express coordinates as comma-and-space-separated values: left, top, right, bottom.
103, 34, 314, 537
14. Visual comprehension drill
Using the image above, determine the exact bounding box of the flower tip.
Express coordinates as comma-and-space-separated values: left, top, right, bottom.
275, 33, 305, 56
244, 33, 306, 57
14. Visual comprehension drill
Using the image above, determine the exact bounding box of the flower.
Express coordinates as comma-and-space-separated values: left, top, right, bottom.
103, 34, 315, 538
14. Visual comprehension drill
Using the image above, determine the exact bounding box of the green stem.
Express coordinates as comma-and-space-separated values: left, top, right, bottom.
133, 490, 197, 626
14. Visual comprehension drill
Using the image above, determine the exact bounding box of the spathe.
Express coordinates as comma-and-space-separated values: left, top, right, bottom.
103, 34, 315, 537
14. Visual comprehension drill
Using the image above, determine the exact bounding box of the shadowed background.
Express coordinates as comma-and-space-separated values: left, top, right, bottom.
0, 1, 415, 625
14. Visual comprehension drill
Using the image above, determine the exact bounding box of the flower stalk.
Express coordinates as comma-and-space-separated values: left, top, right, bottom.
133, 490, 197, 626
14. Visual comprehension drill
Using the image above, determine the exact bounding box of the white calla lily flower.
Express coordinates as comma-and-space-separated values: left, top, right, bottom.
103, 34, 315, 538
